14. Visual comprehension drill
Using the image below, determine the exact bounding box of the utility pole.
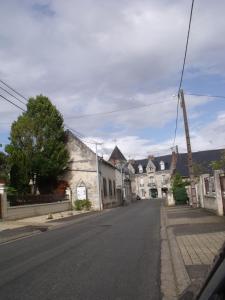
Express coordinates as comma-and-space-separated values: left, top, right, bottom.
120, 165, 124, 205
95, 143, 103, 210
179, 89, 197, 207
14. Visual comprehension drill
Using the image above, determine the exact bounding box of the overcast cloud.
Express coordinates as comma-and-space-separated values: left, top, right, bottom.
1, 0, 225, 158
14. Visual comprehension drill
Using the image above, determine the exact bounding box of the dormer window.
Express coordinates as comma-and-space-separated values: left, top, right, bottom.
138, 164, 143, 173
160, 161, 165, 171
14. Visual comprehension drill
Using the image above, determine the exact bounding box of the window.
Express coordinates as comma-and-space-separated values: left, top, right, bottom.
103, 178, 107, 197
141, 189, 145, 197
140, 178, 144, 187
160, 161, 165, 171
204, 178, 209, 194
138, 164, 143, 173
109, 179, 112, 197
113, 180, 116, 196
149, 176, 154, 183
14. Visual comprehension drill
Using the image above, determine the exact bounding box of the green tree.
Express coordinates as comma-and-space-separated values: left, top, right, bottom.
172, 172, 189, 204
211, 150, 225, 171
0, 150, 9, 183
6, 95, 69, 193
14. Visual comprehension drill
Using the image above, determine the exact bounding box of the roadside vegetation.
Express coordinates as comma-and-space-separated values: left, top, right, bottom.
1, 95, 69, 196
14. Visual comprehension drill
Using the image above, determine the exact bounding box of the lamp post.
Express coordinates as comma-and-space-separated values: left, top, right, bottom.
95, 142, 103, 210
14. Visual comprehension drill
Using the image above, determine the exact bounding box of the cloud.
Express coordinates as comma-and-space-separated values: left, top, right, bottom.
0, 0, 225, 155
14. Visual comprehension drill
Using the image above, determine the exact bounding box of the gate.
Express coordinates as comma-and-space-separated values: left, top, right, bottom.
219, 175, 225, 215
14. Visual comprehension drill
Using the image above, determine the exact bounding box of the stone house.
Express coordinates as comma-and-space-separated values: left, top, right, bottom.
108, 147, 172, 200
128, 155, 172, 199
62, 131, 121, 210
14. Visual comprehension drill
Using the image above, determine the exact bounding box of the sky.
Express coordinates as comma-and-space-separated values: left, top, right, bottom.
0, 0, 225, 159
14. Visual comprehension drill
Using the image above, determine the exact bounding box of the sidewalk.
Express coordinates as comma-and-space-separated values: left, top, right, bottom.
0, 210, 96, 244
161, 205, 225, 300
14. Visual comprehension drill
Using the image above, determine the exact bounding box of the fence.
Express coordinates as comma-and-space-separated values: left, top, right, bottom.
0, 185, 72, 220
8, 194, 69, 206
196, 170, 224, 216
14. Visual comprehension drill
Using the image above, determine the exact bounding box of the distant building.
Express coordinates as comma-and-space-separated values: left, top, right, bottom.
108, 147, 172, 200
128, 155, 172, 199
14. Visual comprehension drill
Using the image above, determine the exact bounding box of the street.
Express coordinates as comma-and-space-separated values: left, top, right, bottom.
0, 200, 161, 300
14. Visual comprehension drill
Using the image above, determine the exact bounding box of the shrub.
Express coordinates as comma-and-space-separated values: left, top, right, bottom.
173, 187, 188, 204
172, 172, 189, 205
74, 199, 92, 211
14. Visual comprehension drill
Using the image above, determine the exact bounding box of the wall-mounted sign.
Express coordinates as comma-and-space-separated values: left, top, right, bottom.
77, 186, 87, 200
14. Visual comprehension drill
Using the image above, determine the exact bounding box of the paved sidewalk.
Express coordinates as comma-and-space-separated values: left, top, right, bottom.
161, 205, 225, 299
0, 210, 95, 244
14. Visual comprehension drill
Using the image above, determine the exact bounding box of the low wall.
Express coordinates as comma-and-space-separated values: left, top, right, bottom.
5, 201, 71, 220
203, 194, 218, 212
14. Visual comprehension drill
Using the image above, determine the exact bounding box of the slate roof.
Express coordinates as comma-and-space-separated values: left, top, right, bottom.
109, 146, 127, 162
176, 149, 225, 176
131, 149, 225, 176
132, 154, 171, 174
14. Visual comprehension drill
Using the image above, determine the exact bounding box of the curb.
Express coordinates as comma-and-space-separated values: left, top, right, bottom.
161, 205, 191, 299
161, 205, 178, 299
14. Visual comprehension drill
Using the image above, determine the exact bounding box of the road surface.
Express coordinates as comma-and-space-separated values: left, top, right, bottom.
0, 200, 161, 300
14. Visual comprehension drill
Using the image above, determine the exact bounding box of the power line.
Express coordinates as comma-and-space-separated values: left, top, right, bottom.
0, 79, 28, 102
65, 99, 172, 120
173, 0, 195, 147
64, 124, 99, 145
0, 94, 26, 112
178, 0, 195, 92
172, 95, 180, 147
185, 92, 225, 99
0, 85, 27, 106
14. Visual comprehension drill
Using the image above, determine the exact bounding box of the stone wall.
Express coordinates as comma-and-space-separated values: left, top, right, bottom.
5, 201, 71, 220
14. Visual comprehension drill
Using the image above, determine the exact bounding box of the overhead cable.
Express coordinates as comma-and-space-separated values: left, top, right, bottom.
0, 85, 27, 106
65, 99, 172, 120
0, 94, 26, 112
0, 78, 28, 102
173, 0, 195, 147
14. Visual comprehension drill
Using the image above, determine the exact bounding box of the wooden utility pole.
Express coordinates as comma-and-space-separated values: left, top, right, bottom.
179, 89, 197, 207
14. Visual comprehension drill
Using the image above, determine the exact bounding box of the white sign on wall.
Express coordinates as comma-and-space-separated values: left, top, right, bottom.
77, 186, 87, 200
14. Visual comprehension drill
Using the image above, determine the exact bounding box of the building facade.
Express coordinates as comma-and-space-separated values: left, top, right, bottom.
62, 131, 121, 210
128, 156, 172, 199
108, 147, 172, 200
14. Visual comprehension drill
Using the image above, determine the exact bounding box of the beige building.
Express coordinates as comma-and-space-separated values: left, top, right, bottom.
128, 156, 172, 199
62, 131, 121, 210
108, 146, 173, 200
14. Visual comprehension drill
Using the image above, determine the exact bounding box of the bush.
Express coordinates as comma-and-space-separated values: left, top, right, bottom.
74, 199, 92, 211
173, 187, 188, 205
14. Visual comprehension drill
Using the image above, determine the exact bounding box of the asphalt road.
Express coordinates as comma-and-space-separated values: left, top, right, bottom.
0, 200, 161, 300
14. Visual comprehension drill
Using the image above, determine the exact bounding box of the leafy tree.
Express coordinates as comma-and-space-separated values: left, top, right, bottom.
6, 95, 69, 193
211, 150, 225, 171
172, 172, 189, 204
0, 150, 9, 183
